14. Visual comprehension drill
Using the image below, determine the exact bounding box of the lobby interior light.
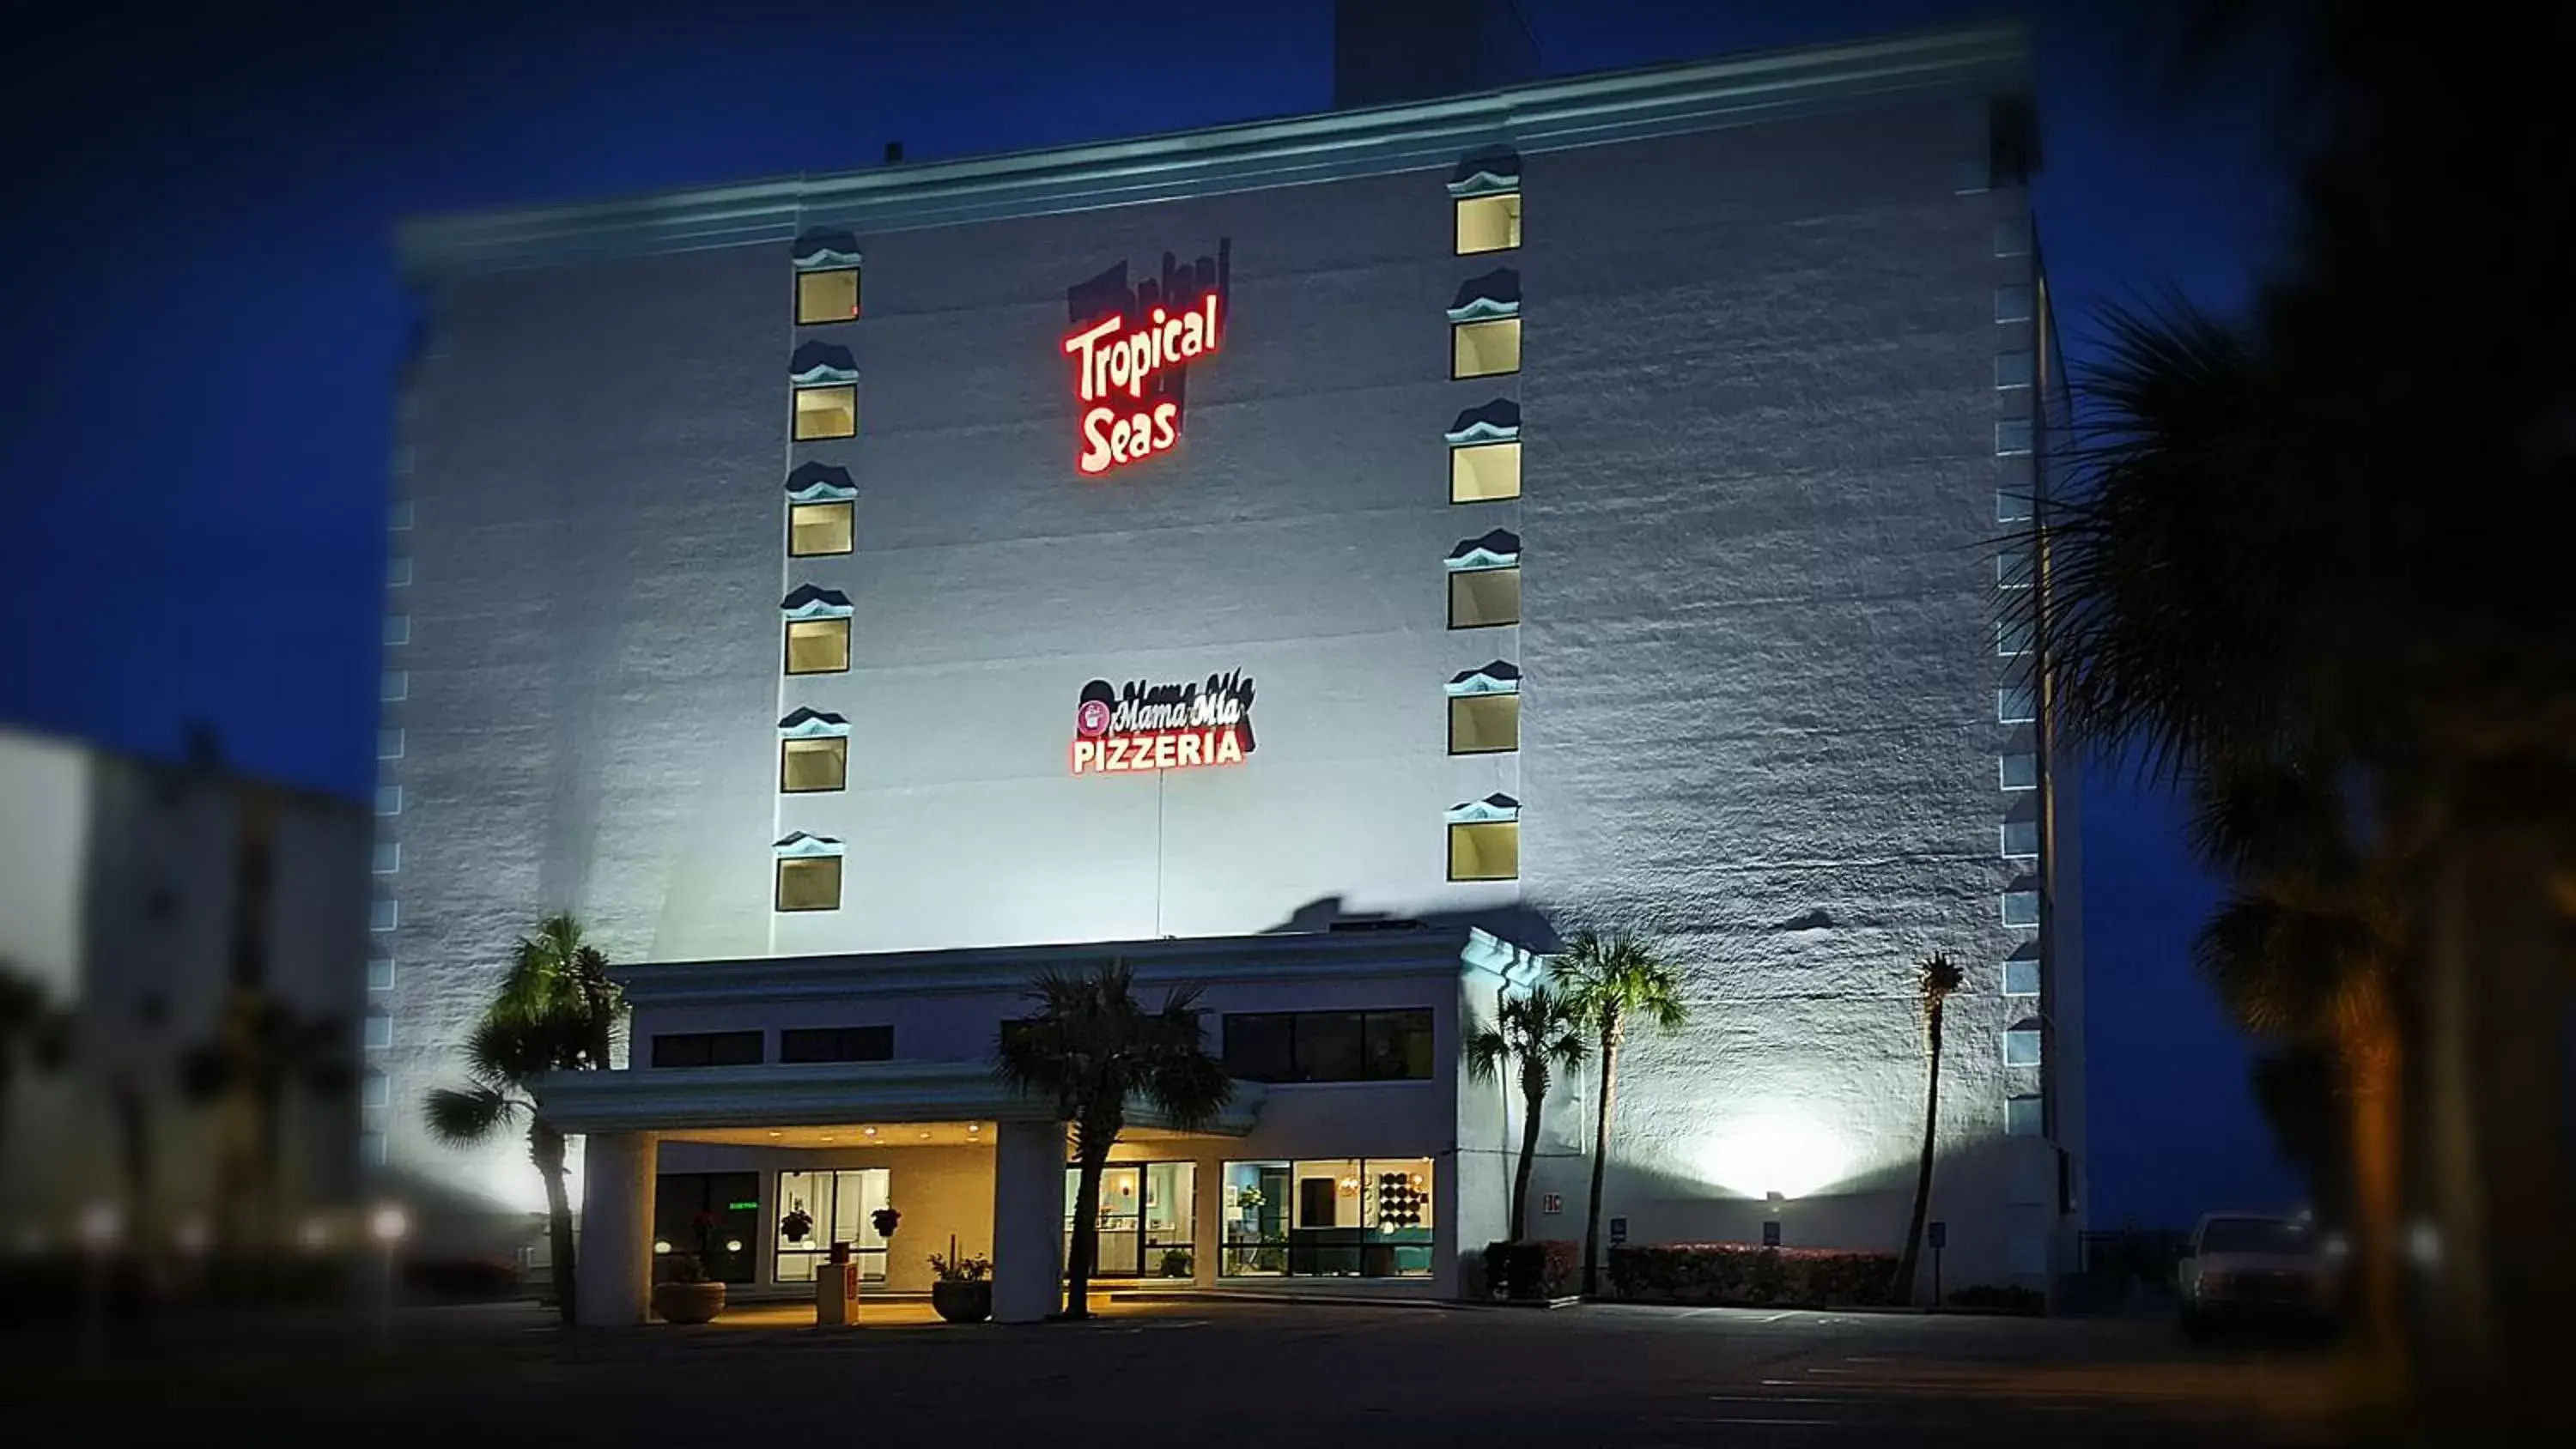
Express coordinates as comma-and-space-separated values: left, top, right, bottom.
76, 1202, 122, 1252
369, 1203, 410, 1245
653, 1240, 671, 1255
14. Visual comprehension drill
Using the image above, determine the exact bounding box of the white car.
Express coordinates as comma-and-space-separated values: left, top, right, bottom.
2177, 1212, 2333, 1334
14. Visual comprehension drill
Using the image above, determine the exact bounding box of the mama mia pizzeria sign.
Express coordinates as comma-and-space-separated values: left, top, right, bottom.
1070, 671, 1255, 775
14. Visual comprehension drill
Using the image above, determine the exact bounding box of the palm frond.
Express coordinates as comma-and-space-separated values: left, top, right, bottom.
424, 1083, 521, 1145
2192, 892, 2366, 1035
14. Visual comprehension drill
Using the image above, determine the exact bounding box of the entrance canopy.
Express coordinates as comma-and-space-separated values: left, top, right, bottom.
535, 1058, 1267, 1137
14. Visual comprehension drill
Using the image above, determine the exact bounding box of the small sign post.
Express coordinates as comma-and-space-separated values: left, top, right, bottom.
1609, 1216, 1628, 1247
1928, 1221, 1947, 1307
817, 1241, 860, 1326
1540, 1192, 1562, 1216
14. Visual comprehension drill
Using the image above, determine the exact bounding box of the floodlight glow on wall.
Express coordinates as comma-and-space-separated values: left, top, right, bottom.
1694, 1116, 1856, 1201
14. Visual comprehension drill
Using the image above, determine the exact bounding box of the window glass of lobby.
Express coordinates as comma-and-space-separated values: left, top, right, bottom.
1063, 1161, 1197, 1278
650, 1031, 764, 1068
1220, 1159, 1434, 1278
780, 735, 848, 792
1455, 193, 1520, 255
796, 267, 860, 324
1450, 441, 1520, 503
1449, 693, 1518, 754
775, 1167, 890, 1282
1449, 820, 1518, 881
784, 617, 850, 675
793, 384, 857, 441
1451, 318, 1521, 379
653, 1172, 759, 1285
789, 499, 854, 556
779, 1025, 893, 1063
775, 855, 843, 912
1449, 565, 1520, 628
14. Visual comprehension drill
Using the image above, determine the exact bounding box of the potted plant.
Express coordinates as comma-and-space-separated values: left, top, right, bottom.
1158, 1247, 1194, 1279
872, 1205, 901, 1243
652, 1252, 725, 1324
781, 1203, 813, 1245
929, 1234, 993, 1323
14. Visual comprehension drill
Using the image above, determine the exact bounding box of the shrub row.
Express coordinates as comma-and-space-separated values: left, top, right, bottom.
1604, 1243, 1899, 1307
1482, 1239, 1583, 1300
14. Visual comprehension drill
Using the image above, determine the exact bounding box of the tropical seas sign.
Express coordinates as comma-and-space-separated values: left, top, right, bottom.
1069, 671, 1255, 775
1060, 241, 1230, 476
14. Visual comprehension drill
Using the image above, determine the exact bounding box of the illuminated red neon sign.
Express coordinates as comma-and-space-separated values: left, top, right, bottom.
1069, 672, 1255, 774
1061, 291, 1222, 476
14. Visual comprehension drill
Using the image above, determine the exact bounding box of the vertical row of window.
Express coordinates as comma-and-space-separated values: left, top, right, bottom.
364, 464, 416, 1171
1444, 155, 1523, 880
1993, 204, 2044, 1138
776, 239, 864, 913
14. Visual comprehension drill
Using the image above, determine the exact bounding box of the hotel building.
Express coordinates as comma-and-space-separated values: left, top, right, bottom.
380, 17, 2081, 1320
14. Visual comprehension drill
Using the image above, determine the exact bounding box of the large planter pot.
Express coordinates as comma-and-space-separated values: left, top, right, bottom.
931, 1280, 993, 1324
653, 1281, 726, 1325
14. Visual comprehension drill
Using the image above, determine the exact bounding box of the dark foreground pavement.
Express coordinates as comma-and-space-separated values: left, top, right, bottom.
5, 1298, 2360, 1446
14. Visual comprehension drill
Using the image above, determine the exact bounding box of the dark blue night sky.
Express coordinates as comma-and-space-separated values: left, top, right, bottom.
0, 1, 2298, 1228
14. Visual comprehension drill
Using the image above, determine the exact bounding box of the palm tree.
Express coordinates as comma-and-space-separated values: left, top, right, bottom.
1558, 931, 1687, 1296
423, 914, 623, 1325
0, 963, 74, 1164
1892, 952, 1963, 1306
1464, 983, 1588, 1242
994, 960, 1230, 1320
180, 985, 353, 1246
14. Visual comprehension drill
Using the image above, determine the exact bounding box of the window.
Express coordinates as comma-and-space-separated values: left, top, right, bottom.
1997, 548, 2035, 591
653, 1171, 759, 1286
785, 617, 851, 674
362, 1009, 392, 1050
1449, 567, 1520, 628
382, 615, 410, 646
775, 855, 843, 912
776, 1168, 890, 1282
1455, 192, 1521, 254
779, 1025, 894, 1063
1995, 216, 2032, 258
1995, 284, 2033, 323
1449, 821, 1518, 881
1997, 617, 2032, 657
1996, 419, 2033, 456
380, 671, 409, 702
371, 842, 400, 875
1065, 1161, 1197, 1277
387, 500, 415, 531
376, 728, 404, 761
1221, 1009, 1434, 1084
1450, 441, 1520, 503
2002, 889, 2042, 927
361, 1131, 387, 1167
368, 900, 398, 932
1451, 318, 1521, 379
651, 1031, 764, 1068
374, 785, 403, 816
1995, 350, 2034, 389
1449, 694, 1519, 753
1997, 687, 2036, 724
781, 736, 848, 793
2004, 1019, 2044, 1066
793, 384, 857, 441
387, 556, 412, 587
1999, 752, 2039, 791
1220, 1158, 1434, 1278
2005, 1094, 2044, 1137
2003, 957, 2041, 996
797, 267, 860, 324
789, 500, 854, 556
367, 956, 395, 991
1996, 489, 2033, 524
361, 1070, 390, 1109
2002, 821, 2039, 859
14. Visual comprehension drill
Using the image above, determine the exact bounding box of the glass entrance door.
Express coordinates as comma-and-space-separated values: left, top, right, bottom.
1064, 1162, 1200, 1277
775, 1168, 890, 1282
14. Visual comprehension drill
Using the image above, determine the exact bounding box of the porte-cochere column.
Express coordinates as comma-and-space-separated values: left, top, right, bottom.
991, 1119, 1066, 1323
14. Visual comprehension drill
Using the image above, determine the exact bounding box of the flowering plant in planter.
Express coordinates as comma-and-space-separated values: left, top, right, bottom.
930, 1233, 993, 1323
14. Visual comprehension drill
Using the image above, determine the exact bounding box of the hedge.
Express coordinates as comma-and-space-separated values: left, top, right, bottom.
1605, 1243, 1899, 1307
1483, 1239, 1583, 1300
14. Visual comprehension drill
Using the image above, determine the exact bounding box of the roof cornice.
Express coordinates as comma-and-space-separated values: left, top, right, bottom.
397, 23, 2025, 281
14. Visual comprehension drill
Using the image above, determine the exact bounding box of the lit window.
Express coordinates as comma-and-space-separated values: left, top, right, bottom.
786, 618, 849, 674
793, 384, 857, 441
1449, 567, 1520, 628
362, 1070, 390, 1109
380, 671, 409, 702
367, 957, 395, 991
371, 842, 401, 875
376, 729, 404, 761
1995, 284, 2032, 323
1996, 489, 2032, 524
374, 785, 403, 816
368, 900, 398, 932
2003, 957, 2041, 996
383, 615, 410, 646
1997, 688, 2036, 724
2002, 889, 2041, 927
797, 268, 860, 325
1997, 617, 2032, 657
1455, 193, 1521, 255
1449, 694, 1519, 754
2004, 1019, 2044, 1065
1999, 753, 2038, 791
1451, 318, 1521, 379
776, 856, 843, 912
1996, 351, 2034, 389
1996, 419, 2033, 456
781, 736, 848, 793
2005, 1094, 2043, 1136
362, 1009, 392, 1050
1450, 443, 1521, 502
2002, 821, 2039, 859
789, 500, 854, 556
1446, 793, 1520, 882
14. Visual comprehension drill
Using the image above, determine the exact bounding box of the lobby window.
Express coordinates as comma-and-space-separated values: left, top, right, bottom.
796, 267, 860, 325
776, 1167, 890, 1282
775, 831, 845, 912
2005, 1094, 2044, 1137
779, 1025, 893, 1064
1063, 1161, 1198, 1278
1222, 1009, 1434, 1083
2000, 752, 2039, 791
1220, 1158, 1435, 1278
781, 735, 848, 792
2004, 1019, 2044, 1066
650, 1030, 764, 1068
1455, 192, 1521, 255
793, 383, 858, 441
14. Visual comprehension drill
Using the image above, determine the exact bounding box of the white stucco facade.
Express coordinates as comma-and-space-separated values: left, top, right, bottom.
382, 23, 2081, 1299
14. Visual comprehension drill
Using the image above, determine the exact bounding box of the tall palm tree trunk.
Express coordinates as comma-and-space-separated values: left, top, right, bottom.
1065, 1142, 1108, 1320
1582, 1021, 1621, 1296
532, 1120, 577, 1325
1510, 1065, 1546, 1240
1893, 1002, 1947, 1306
2336, 975, 2404, 1376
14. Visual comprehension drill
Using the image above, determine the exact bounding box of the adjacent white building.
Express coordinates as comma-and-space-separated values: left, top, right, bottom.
382, 16, 2082, 1319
